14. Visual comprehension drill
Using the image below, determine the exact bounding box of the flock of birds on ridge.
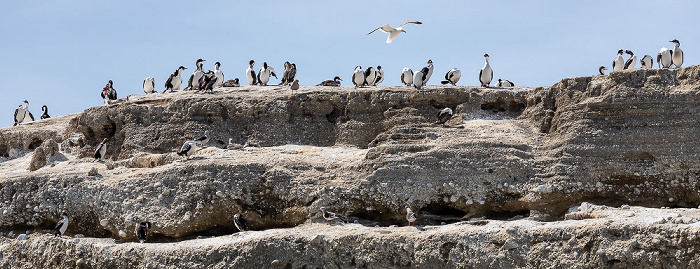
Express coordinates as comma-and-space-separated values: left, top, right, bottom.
8, 20, 687, 243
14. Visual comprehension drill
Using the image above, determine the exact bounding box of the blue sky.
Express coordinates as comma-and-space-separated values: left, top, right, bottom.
2, 1, 698, 127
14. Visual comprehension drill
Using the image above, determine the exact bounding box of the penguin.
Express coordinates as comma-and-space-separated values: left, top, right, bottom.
495, 79, 514, 87
363, 66, 376, 87
234, 214, 248, 232
640, 55, 653, 70
177, 140, 198, 160
316, 76, 342, 86
401, 67, 413, 87
101, 80, 117, 105
599, 66, 608, 75
435, 107, 453, 126
423, 59, 434, 85
186, 59, 206, 90
164, 66, 187, 93
290, 79, 300, 95
412, 67, 429, 90
657, 47, 672, 68
479, 54, 493, 87
194, 130, 212, 147
624, 50, 636, 69
374, 66, 384, 86
352, 66, 365, 88
135, 221, 151, 243
13, 100, 34, 126
40, 105, 50, 119
440, 68, 461, 86
143, 77, 155, 94
213, 62, 224, 88
94, 138, 108, 160
670, 39, 683, 68
612, 49, 625, 71
246, 60, 257, 85
54, 212, 69, 237
257, 62, 278, 86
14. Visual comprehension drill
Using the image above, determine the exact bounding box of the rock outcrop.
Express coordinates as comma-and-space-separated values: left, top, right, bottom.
1, 66, 700, 268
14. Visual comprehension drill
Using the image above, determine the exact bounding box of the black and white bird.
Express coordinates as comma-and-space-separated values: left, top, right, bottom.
223, 78, 240, 87
198, 71, 217, 93
234, 214, 248, 232
352, 66, 365, 88
213, 62, 224, 88
246, 60, 257, 85
612, 49, 625, 71
194, 130, 212, 147
164, 66, 187, 93
374, 66, 384, 86
143, 77, 155, 94
101, 80, 118, 105
290, 79, 300, 95
363, 66, 376, 87
187, 59, 206, 91
13, 100, 34, 126
670, 39, 683, 68
177, 140, 198, 160
94, 138, 108, 160
495, 79, 514, 87
440, 68, 461, 86
624, 50, 636, 69
479, 54, 493, 87
319, 207, 344, 225
599, 66, 608, 75
423, 59, 434, 85
257, 62, 277, 86
640, 55, 653, 70
316, 76, 342, 86
54, 213, 69, 237
401, 67, 413, 87
135, 221, 151, 243
406, 207, 417, 226
367, 20, 422, 44
657, 47, 673, 68
435, 107, 453, 126
40, 105, 50, 119
412, 67, 429, 90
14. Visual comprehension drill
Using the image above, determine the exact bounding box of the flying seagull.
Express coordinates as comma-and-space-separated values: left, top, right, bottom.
367, 20, 422, 43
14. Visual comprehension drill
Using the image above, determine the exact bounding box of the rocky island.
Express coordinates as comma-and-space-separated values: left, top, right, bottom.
1, 66, 700, 268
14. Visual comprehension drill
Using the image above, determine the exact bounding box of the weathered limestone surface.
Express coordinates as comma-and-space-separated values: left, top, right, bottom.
1, 66, 700, 268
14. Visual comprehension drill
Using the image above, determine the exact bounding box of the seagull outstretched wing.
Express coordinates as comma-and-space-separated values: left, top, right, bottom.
367, 24, 395, 35
399, 20, 422, 28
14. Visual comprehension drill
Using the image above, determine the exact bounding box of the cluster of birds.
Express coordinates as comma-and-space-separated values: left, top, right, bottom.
319, 206, 418, 227
600, 39, 684, 75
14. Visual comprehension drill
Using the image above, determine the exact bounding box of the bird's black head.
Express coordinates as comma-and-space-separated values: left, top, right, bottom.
625, 50, 633, 55
498, 79, 502, 82
427, 59, 433, 64
62, 212, 68, 217
249, 60, 255, 66
108, 80, 113, 86
179, 66, 187, 70
334, 76, 342, 81
233, 78, 239, 82
291, 63, 296, 68
670, 39, 680, 46
484, 54, 489, 58
23, 100, 28, 104
42, 105, 47, 110
617, 49, 624, 54
263, 62, 268, 68
377, 65, 382, 70
215, 62, 221, 67
196, 58, 205, 64
356, 65, 362, 70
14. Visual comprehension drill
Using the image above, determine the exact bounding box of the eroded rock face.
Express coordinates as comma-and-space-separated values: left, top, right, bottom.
1, 66, 700, 267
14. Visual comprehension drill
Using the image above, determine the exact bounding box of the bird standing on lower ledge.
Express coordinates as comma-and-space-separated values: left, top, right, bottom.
290, 79, 300, 95
435, 107, 453, 126
406, 207, 417, 226
177, 140, 198, 160
135, 221, 151, 243
55, 212, 69, 237
94, 138, 108, 161
319, 207, 344, 225
234, 214, 248, 232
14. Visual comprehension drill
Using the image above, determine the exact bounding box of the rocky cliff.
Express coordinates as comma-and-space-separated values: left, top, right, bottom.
1, 66, 700, 268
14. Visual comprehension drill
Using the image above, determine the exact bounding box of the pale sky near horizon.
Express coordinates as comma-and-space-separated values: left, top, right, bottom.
2, 1, 698, 128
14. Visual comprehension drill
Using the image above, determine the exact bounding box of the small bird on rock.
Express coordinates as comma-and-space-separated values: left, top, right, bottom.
319, 207, 344, 225
135, 221, 152, 243
435, 107, 453, 126
194, 130, 212, 148
290, 79, 300, 95
234, 214, 248, 232
94, 138, 108, 161
406, 207, 417, 226
55, 212, 69, 237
